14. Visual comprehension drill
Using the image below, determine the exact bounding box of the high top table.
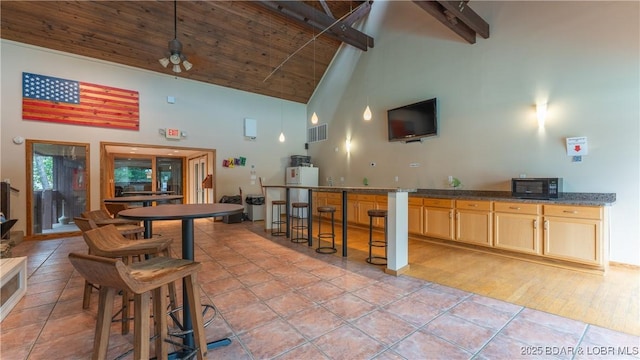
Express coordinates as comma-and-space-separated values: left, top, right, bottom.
118, 203, 244, 356
262, 185, 415, 276
103, 194, 183, 238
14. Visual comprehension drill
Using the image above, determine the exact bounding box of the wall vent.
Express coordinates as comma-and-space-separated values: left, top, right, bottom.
308, 123, 328, 143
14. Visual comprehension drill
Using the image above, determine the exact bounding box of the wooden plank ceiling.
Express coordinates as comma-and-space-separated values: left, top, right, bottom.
0, 1, 373, 104
1, 1, 489, 104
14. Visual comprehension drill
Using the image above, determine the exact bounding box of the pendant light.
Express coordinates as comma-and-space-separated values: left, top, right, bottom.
279, 69, 285, 142
159, 1, 192, 73
363, 104, 372, 121
310, 29, 319, 125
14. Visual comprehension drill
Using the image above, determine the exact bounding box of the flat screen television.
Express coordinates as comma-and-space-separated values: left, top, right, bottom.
387, 98, 438, 142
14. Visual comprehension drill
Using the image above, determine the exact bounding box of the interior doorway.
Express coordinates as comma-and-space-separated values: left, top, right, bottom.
100, 142, 216, 205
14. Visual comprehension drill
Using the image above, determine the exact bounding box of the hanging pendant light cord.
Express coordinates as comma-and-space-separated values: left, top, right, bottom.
173, 0, 177, 39
263, 2, 368, 82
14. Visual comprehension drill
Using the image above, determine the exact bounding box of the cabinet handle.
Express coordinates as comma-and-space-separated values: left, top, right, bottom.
509, 206, 521, 210
563, 210, 578, 214
533, 220, 537, 229
449, 210, 453, 219
468, 204, 478, 207
544, 220, 549, 230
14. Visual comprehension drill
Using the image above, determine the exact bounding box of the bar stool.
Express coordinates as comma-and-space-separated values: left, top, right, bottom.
316, 206, 337, 254
81, 225, 176, 335
291, 202, 309, 243
366, 209, 388, 265
68, 253, 208, 360
271, 200, 287, 236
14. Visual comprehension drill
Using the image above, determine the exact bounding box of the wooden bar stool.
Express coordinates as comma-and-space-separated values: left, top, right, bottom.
81, 224, 175, 334
366, 209, 388, 265
68, 253, 208, 360
290, 202, 309, 243
316, 206, 337, 254
271, 200, 286, 236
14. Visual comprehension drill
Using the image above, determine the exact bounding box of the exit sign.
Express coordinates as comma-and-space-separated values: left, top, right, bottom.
166, 128, 181, 139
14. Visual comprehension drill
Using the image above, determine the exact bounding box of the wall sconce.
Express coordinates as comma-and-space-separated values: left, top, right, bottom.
536, 102, 548, 128
311, 112, 319, 125
345, 137, 351, 153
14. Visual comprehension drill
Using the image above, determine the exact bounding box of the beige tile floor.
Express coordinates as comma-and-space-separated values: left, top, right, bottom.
1, 218, 638, 359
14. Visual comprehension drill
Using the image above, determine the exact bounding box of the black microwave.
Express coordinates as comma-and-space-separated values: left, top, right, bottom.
511, 178, 563, 199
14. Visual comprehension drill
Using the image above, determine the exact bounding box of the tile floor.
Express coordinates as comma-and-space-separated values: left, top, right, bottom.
1, 219, 639, 359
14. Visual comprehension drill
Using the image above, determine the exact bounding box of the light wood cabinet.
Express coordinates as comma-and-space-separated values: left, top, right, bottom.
423, 198, 454, 240
494, 202, 541, 254
325, 193, 343, 221
313, 192, 328, 217
543, 204, 604, 266
408, 197, 423, 235
356, 195, 377, 226
455, 200, 493, 246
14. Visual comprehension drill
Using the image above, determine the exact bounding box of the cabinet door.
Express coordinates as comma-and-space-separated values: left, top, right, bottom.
347, 195, 358, 224
408, 204, 423, 235
543, 216, 602, 265
494, 212, 541, 254
357, 200, 377, 226
456, 210, 492, 246
313, 193, 327, 217
424, 207, 454, 240
326, 193, 342, 221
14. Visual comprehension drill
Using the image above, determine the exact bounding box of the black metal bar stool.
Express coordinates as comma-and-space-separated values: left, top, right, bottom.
316, 206, 337, 254
291, 202, 309, 243
271, 200, 286, 236
366, 209, 388, 265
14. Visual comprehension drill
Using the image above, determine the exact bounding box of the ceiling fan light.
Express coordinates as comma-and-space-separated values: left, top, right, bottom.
182, 59, 192, 71
159, 57, 170, 68
169, 53, 181, 65
172, 64, 182, 73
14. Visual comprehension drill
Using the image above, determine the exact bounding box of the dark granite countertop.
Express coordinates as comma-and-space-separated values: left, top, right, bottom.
412, 189, 616, 206
263, 185, 615, 206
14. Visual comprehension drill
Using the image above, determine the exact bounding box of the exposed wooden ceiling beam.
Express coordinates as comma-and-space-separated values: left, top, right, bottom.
412, 0, 489, 44
342, 0, 374, 27
257, 0, 374, 51
438, 1, 489, 38
318, 0, 334, 17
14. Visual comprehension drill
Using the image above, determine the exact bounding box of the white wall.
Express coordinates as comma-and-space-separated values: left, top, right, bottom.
1, 40, 308, 233
308, 1, 640, 265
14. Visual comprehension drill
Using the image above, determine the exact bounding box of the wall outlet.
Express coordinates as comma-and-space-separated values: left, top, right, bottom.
394, 176, 399, 182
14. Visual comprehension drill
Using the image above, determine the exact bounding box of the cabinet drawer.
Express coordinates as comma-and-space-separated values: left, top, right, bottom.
327, 193, 342, 201
358, 194, 377, 202
456, 200, 492, 211
423, 198, 454, 208
375, 195, 388, 203
408, 197, 423, 206
544, 205, 602, 220
494, 202, 540, 215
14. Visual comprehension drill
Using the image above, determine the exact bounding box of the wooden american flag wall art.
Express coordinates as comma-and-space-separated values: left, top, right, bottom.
22, 72, 140, 131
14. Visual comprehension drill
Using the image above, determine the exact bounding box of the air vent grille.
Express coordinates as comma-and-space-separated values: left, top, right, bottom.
307, 123, 328, 143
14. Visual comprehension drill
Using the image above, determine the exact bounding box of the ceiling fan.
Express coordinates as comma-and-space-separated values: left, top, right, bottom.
158, 0, 192, 73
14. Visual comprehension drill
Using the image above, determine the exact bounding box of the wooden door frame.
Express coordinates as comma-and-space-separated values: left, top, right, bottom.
100, 142, 216, 205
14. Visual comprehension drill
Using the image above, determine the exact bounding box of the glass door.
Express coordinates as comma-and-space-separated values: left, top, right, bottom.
26, 140, 89, 239
188, 155, 209, 204
114, 156, 153, 201
156, 157, 183, 195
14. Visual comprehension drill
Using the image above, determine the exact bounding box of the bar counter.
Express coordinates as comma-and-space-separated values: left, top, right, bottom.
262, 185, 416, 275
